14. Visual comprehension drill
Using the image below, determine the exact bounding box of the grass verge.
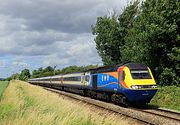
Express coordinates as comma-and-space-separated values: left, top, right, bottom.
0, 80, 130, 125
150, 86, 180, 111
0, 81, 9, 98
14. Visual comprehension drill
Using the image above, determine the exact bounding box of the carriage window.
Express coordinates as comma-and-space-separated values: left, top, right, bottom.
51, 78, 61, 81
63, 76, 81, 81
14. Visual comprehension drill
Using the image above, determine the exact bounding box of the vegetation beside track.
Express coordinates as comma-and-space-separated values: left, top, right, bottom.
150, 86, 180, 111
0, 80, 129, 125
0, 81, 9, 98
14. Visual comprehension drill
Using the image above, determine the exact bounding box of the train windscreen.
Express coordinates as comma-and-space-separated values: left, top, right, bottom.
130, 70, 151, 79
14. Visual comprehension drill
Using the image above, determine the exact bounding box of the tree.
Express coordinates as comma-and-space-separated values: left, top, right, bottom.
19, 69, 30, 81
44, 66, 54, 72
6, 73, 20, 81
122, 0, 180, 85
60, 66, 84, 74
31, 70, 41, 78
92, 15, 121, 65
92, 1, 139, 65
92, 0, 179, 86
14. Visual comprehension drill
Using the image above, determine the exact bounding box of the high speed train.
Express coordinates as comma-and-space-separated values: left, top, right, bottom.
28, 63, 158, 106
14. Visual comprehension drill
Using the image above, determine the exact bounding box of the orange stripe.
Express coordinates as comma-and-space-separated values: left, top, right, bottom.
118, 66, 129, 88
104, 72, 118, 79
121, 81, 129, 88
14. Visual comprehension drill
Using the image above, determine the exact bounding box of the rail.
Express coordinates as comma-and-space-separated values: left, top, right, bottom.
43, 87, 180, 125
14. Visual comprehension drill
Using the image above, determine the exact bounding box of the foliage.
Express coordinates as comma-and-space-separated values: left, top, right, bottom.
150, 86, 180, 111
92, 15, 122, 65
31, 65, 98, 78
5, 64, 98, 80
31, 66, 54, 78
56, 65, 98, 74
56, 65, 84, 74
92, 1, 139, 65
92, 0, 180, 86
19, 69, 31, 81
6, 73, 19, 81
159, 68, 179, 86
122, 0, 180, 85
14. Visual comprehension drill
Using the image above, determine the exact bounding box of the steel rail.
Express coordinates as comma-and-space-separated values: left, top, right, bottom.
131, 107, 180, 123
43, 87, 157, 125
42, 87, 180, 125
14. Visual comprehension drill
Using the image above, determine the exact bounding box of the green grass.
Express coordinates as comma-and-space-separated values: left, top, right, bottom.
0, 80, 128, 125
150, 86, 180, 111
0, 81, 9, 98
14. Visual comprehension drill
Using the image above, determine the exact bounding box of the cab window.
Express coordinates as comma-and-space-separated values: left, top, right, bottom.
131, 70, 151, 79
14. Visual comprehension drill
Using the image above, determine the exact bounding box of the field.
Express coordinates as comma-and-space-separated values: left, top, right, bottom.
0, 80, 132, 125
150, 86, 180, 111
0, 81, 9, 98
1, 80, 179, 125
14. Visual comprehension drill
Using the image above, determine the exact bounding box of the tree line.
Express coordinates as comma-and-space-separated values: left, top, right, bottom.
6, 65, 98, 81
92, 0, 179, 86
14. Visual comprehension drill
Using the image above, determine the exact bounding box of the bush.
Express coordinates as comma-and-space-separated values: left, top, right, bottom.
159, 68, 179, 86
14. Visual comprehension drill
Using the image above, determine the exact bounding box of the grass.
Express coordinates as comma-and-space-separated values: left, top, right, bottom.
0, 81, 9, 98
0, 80, 130, 125
150, 86, 180, 111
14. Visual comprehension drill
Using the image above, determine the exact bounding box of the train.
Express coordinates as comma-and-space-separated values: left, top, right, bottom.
28, 63, 158, 106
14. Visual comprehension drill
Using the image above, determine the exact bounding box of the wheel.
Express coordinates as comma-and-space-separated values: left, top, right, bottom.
105, 93, 111, 102
117, 94, 129, 107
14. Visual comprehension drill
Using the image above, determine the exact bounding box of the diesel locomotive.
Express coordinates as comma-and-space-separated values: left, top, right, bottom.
28, 63, 158, 105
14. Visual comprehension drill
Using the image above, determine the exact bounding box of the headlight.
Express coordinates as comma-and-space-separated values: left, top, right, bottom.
151, 85, 157, 88
131, 85, 157, 89
131, 85, 139, 89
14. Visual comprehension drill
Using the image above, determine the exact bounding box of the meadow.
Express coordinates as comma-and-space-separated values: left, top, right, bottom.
0, 80, 179, 125
150, 86, 180, 111
0, 80, 131, 125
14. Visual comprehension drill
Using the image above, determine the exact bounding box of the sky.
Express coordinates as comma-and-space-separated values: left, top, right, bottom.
0, 0, 128, 78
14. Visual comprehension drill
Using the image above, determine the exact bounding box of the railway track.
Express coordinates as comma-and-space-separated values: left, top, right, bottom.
43, 87, 180, 125
138, 108, 180, 122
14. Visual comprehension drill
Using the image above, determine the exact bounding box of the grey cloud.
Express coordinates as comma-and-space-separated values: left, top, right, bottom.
0, 30, 78, 56
0, 0, 127, 69
0, 0, 126, 33
43, 34, 102, 67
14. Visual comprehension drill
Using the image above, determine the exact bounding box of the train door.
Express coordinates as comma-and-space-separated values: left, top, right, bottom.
81, 75, 85, 85
118, 68, 125, 89
92, 74, 97, 89
60, 76, 63, 85
85, 72, 90, 86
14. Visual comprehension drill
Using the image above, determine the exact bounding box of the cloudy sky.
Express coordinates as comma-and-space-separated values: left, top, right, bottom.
0, 0, 128, 78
